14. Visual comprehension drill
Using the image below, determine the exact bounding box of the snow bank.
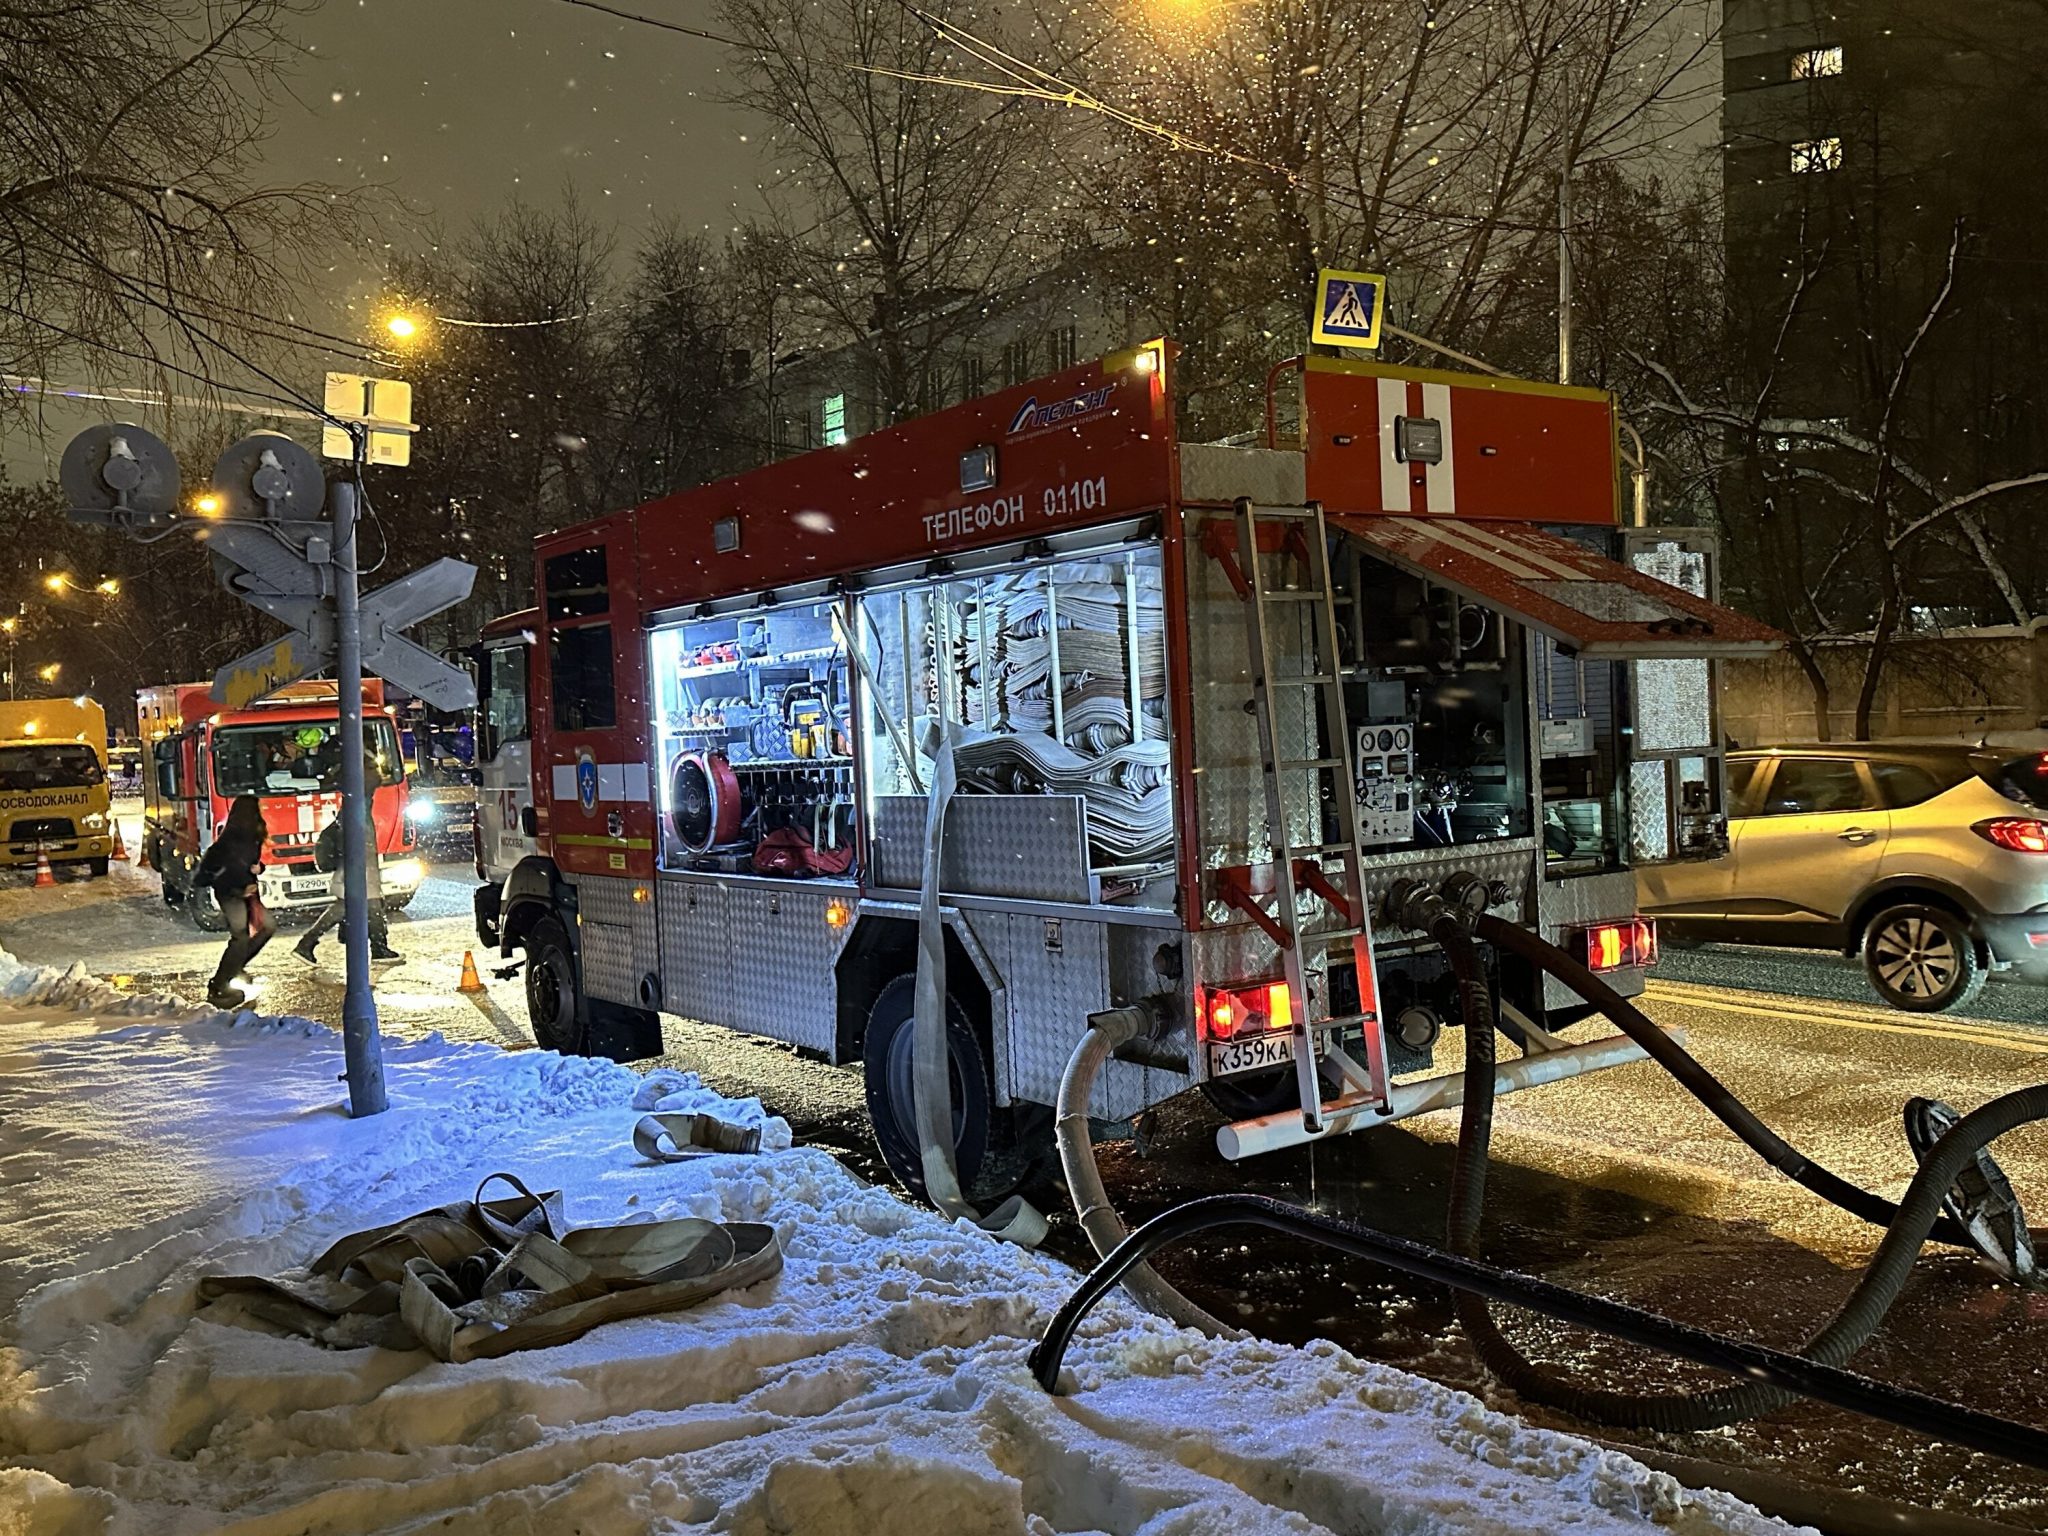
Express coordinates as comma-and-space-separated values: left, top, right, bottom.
0, 946, 1803, 1536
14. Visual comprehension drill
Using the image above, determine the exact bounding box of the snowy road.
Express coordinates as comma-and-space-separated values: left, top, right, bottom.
2, 839, 2045, 1527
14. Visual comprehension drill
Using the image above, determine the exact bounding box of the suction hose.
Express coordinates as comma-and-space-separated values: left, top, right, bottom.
1438, 902, 2048, 1430
1056, 1005, 1241, 1338
1475, 913, 1983, 1251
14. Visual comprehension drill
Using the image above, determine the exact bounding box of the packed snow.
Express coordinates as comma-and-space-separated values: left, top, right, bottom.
0, 943, 1804, 1535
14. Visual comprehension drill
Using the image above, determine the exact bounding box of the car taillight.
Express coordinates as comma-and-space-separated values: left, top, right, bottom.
1581, 918, 1657, 972
1201, 981, 1292, 1039
1974, 818, 2048, 854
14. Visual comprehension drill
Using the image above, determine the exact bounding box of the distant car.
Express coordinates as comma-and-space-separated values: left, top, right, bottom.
1640, 745, 2048, 1012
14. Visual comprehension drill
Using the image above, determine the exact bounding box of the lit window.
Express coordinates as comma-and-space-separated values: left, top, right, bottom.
822, 393, 848, 447
1792, 45, 1843, 79
1790, 136, 1843, 173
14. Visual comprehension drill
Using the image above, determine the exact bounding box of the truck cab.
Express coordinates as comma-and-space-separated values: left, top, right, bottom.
138, 680, 425, 927
0, 696, 114, 876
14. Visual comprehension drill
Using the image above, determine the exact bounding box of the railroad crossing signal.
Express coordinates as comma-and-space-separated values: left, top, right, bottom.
212, 557, 476, 710
59, 421, 476, 711
322, 372, 417, 467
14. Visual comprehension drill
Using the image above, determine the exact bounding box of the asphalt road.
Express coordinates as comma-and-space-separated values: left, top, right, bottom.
3, 835, 2045, 1529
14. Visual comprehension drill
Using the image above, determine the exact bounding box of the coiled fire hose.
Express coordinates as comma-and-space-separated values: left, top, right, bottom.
1045, 894, 2048, 1453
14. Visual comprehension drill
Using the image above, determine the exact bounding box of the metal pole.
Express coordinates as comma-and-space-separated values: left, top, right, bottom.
331, 477, 388, 1117
1557, 168, 1574, 387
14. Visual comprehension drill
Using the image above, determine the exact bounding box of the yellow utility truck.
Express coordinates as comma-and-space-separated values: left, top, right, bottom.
0, 696, 114, 876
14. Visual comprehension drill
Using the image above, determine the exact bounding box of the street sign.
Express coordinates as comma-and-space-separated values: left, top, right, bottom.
1311, 269, 1387, 350
322, 372, 417, 467
210, 556, 476, 709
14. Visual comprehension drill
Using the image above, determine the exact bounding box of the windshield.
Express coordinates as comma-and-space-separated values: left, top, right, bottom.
0, 744, 104, 792
211, 718, 405, 798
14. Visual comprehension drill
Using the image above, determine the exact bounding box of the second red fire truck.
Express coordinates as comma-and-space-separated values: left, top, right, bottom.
472, 341, 1777, 1196
140, 679, 426, 928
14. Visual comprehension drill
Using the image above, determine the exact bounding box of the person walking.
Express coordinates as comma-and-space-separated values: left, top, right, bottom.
295, 764, 400, 965
198, 794, 275, 1008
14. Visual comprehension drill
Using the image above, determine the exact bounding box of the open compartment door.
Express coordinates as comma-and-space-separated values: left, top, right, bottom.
1324, 515, 1779, 662
1618, 528, 1743, 863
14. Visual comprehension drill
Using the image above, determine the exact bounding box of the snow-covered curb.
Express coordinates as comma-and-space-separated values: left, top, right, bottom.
0, 946, 1804, 1535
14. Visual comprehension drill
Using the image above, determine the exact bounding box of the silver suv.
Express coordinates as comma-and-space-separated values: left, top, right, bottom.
1639, 746, 2048, 1012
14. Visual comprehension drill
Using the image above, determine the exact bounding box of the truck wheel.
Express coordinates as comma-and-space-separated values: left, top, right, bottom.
1863, 903, 1988, 1013
88, 857, 109, 878
186, 887, 227, 934
523, 913, 588, 1054
862, 973, 1030, 1206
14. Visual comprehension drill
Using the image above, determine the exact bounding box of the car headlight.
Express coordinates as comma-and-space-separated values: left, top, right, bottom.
82, 813, 107, 831
405, 800, 438, 825
387, 859, 424, 886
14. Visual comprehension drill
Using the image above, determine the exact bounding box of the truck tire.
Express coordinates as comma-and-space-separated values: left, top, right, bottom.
861, 973, 1033, 1206
88, 857, 109, 878
1863, 902, 1988, 1014
523, 913, 587, 1054
186, 886, 227, 934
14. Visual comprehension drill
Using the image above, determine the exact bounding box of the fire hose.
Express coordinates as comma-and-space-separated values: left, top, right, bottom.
1039, 887, 2048, 1462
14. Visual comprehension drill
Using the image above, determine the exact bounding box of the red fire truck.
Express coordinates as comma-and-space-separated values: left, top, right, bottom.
139, 679, 426, 929
472, 341, 1776, 1195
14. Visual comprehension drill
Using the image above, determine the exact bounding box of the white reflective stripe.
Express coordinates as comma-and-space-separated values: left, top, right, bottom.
551, 765, 578, 800
1421, 382, 1456, 515
1377, 377, 1408, 512
1437, 519, 1589, 581
1393, 518, 1547, 582
622, 762, 650, 802
597, 763, 625, 801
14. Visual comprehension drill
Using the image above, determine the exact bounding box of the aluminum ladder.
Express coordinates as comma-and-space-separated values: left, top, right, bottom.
1227, 497, 1388, 1134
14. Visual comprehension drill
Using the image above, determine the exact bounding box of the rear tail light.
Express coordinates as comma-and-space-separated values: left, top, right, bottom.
1201, 981, 1292, 1039
1973, 818, 2048, 854
1580, 918, 1657, 972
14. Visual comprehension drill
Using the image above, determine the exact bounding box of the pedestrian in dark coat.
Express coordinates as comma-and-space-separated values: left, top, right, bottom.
198, 793, 274, 1007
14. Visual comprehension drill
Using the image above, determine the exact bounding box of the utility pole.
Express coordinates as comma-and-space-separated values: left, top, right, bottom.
1557, 168, 1574, 387
330, 473, 387, 1117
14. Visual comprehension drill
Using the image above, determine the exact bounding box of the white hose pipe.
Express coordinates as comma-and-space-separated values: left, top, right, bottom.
1056, 1007, 1241, 1338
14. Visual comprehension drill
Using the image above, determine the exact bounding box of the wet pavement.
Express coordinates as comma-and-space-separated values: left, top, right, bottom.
5, 838, 2046, 1528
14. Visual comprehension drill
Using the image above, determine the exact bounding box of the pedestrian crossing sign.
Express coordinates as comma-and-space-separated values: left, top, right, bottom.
1311, 269, 1386, 349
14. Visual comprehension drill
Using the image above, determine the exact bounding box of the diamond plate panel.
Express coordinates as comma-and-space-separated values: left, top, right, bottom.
967, 909, 1161, 1121
572, 873, 657, 1006
725, 884, 853, 1052
871, 794, 1091, 901
655, 877, 732, 1025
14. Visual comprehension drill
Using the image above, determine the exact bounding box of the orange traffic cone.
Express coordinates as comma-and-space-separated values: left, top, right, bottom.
32, 847, 56, 888
136, 828, 152, 870
111, 821, 129, 863
458, 950, 486, 994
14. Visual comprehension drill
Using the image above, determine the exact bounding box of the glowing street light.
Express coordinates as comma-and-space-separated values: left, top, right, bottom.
193, 492, 224, 518
386, 314, 419, 340
37, 662, 59, 682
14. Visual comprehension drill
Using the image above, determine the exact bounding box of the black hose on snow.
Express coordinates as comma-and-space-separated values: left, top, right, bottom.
1443, 906, 2048, 1430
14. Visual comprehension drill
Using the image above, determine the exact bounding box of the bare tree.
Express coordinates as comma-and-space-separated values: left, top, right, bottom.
0, 0, 354, 418
1002, 0, 1715, 394
1642, 225, 2048, 740
717, 0, 1052, 428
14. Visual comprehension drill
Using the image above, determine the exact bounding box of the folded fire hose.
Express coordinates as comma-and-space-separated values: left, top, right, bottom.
199, 1136, 779, 1362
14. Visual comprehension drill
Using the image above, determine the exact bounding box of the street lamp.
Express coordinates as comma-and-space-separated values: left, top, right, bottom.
1, 616, 16, 701
37, 662, 59, 683
43, 572, 121, 596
